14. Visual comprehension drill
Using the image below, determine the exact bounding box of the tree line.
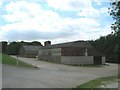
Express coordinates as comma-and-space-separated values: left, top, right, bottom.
1, 41, 43, 55
89, 33, 118, 63
89, 1, 119, 63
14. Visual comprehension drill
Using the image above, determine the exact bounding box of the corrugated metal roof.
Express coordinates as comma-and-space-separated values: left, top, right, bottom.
22, 45, 42, 52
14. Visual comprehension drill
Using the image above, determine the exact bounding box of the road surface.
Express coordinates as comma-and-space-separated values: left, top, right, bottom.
2, 56, 118, 88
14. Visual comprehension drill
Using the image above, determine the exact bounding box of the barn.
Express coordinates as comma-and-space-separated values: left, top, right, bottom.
19, 45, 42, 58
38, 41, 105, 65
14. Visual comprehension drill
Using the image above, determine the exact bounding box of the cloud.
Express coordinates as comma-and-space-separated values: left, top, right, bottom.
46, 0, 110, 18
99, 7, 109, 15
0, 0, 2, 6
3, 1, 42, 23
0, 0, 112, 44
47, 0, 101, 18
77, 7, 100, 18
47, 0, 93, 11
87, 25, 112, 39
0, 29, 77, 41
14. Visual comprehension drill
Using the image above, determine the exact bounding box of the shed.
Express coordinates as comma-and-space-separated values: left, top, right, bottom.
19, 45, 42, 58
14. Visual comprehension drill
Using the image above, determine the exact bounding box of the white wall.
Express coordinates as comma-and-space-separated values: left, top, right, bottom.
61, 56, 93, 65
102, 57, 106, 64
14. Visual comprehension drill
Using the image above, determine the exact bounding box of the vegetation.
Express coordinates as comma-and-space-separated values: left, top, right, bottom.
2, 54, 33, 67
109, 1, 120, 34
74, 76, 118, 88
0, 53, 2, 63
79, 65, 104, 68
1, 41, 42, 55
89, 34, 118, 63
71, 64, 104, 68
89, 1, 120, 63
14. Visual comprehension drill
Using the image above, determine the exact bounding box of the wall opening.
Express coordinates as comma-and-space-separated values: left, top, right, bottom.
93, 56, 102, 64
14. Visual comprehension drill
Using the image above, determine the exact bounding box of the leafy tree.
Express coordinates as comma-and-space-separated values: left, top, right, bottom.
109, 1, 120, 34
5, 41, 43, 55
109, 1, 120, 63
89, 33, 118, 63
30, 41, 43, 46
7, 41, 20, 55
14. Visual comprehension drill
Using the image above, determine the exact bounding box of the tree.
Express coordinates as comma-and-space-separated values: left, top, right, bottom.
7, 41, 21, 55
109, 1, 120, 63
109, 1, 120, 34
31, 41, 43, 46
6, 41, 43, 55
1, 41, 8, 54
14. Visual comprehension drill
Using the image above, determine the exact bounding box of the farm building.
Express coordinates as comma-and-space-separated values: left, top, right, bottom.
38, 41, 105, 65
19, 45, 42, 58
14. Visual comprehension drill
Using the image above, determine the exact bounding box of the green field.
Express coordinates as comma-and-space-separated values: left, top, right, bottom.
2, 54, 34, 67
74, 76, 118, 88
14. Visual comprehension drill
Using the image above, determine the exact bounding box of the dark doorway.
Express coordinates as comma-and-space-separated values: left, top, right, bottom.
94, 56, 102, 64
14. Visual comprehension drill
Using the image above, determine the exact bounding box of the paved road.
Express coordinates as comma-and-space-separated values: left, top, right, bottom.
2, 56, 118, 88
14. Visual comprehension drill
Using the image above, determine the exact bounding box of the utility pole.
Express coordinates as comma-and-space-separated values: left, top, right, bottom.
85, 48, 88, 56
16, 55, 19, 65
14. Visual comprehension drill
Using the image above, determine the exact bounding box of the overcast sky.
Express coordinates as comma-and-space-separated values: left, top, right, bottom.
0, 0, 113, 44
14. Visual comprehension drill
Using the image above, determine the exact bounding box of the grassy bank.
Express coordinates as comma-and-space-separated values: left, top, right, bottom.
74, 76, 118, 88
0, 53, 2, 63
2, 54, 34, 67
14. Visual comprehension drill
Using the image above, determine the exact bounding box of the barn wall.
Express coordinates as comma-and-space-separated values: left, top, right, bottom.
19, 47, 25, 57
51, 48, 61, 56
38, 55, 61, 63
38, 48, 61, 56
61, 56, 93, 65
38, 47, 105, 65
61, 47, 85, 56
38, 48, 61, 63
25, 52, 38, 58
38, 56, 61, 63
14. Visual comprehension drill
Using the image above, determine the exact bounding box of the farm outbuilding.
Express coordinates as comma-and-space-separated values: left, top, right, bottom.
19, 45, 42, 58
38, 41, 106, 65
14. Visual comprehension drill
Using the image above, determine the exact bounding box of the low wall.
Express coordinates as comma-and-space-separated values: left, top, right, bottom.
61, 56, 93, 65
38, 55, 61, 63
38, 55, 106, 65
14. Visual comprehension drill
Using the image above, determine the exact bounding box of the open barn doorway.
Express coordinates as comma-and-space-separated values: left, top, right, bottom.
94, 56, 102, 64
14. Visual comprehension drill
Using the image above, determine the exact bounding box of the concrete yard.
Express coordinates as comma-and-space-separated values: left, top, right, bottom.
2, 56, 118, 88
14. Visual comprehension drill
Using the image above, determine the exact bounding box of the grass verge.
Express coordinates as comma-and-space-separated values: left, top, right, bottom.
2, 54, 34, 67
71, 64, 105, 68
74, 76, 118, 88
0, 53, 2, 63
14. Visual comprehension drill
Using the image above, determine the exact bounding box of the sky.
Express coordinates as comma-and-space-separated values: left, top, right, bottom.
0, 0, 113, 44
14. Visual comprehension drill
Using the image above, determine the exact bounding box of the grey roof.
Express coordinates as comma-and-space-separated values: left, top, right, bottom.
39, 40, 104, 56
22, 45, 42, 52
40, 41, 92, 49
